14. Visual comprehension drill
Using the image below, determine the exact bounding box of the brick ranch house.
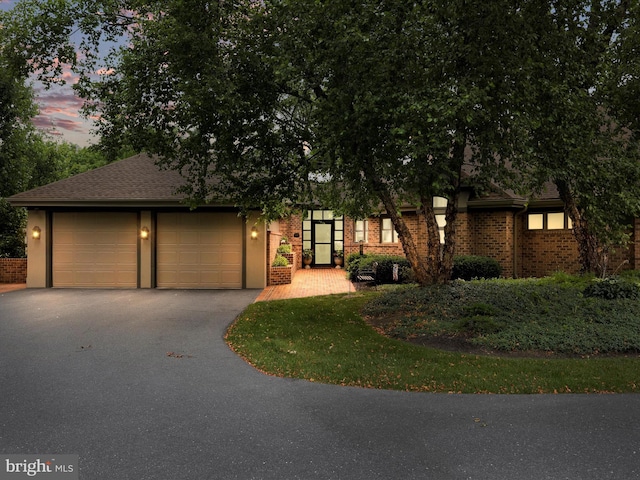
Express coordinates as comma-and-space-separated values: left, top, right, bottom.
271, 186, 640, 280
7, 153, 640, 288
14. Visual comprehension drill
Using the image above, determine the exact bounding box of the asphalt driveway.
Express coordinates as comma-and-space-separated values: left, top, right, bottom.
0, 289, 639, 479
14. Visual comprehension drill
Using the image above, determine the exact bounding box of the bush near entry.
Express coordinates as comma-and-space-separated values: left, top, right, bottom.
347, 253, 503, 283
346, 254, 412, 284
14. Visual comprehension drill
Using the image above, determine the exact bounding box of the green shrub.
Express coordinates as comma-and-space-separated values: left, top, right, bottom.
583, 277, 640, 300
276, 243, 292, 254
271, 254, 289, 267
346, 254, 412, 283
374, 256, 412, 283
345, 253, 366, 279
452, 255, 502, 280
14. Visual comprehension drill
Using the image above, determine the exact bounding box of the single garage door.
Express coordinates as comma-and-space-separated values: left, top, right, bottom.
156, 212, 243, 289
53, 212, 138, 287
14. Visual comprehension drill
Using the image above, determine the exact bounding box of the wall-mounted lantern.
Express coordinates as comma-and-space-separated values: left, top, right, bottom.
140, 226, 150, 240
250, 226, 258, 240
32, 226, 41, 240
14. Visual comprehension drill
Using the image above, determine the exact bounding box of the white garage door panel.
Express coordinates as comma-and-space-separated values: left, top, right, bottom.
156, 212, 243, 289
53, 212, 138, 288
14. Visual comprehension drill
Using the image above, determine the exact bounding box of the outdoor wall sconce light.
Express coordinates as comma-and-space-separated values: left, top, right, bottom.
140, 226, 150, 240
32, 226, 41, 240
250, 226, 258, 240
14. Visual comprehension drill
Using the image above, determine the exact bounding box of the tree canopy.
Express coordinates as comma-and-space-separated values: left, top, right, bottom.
0, 25, 115, 256
517, 0, 640, 275
3, 0, 640, 279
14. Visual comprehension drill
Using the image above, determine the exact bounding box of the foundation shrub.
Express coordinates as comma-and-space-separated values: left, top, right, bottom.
452, 255, 502, 280
345, 252, 364, 278
346, 254, 411, 284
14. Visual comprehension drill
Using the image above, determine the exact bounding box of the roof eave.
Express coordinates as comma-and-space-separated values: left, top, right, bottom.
8, 199, 237, 209
467, 197, 563, 210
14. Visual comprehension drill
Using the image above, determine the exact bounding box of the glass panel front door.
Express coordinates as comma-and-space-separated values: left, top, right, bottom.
314, 223, 332, 266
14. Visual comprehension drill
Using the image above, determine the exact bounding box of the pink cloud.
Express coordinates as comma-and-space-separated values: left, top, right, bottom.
52, 118, 87, 133
32, 81, 95, 142
36, 91, 84, 110
32, 115, 87, 133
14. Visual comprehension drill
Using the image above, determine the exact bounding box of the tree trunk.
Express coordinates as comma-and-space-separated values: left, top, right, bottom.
555, 179, 605, 276
440, 190, 459, 282
419, 193, 458, 284
375, 188, 432, 285
420, 197, 442, 284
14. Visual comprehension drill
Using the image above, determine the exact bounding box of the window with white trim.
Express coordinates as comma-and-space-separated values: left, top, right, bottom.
354, 220, 368, 243
381, 218, 399, 243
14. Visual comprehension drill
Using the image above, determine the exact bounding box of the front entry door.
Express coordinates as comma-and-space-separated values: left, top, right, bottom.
302, 210, 344, 268
313, 222, 333, 266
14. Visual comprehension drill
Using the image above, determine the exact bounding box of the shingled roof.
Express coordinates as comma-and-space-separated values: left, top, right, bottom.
8, 153, 201, 207
8, 151, 560, 209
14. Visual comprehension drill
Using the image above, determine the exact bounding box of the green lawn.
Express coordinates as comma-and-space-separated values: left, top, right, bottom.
225, 283, 640, 394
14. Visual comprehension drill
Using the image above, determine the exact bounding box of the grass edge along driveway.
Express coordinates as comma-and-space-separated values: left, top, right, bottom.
225, 292, 639, 394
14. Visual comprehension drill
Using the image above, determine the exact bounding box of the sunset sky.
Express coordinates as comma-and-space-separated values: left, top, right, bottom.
2, 0, 101, 147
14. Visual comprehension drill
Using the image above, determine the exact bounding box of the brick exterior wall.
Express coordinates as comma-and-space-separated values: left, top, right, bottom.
467, 211, 515, 278
284, 213, 305, 266
519, 221, 579, 277
0, 258, 27, 283
270, 265, 293, 285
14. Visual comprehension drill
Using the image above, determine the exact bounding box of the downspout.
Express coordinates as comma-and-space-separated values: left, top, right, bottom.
513, 203, 528, 278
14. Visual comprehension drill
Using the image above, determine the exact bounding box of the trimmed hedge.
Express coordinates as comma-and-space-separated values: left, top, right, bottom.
451, 255, 502, 280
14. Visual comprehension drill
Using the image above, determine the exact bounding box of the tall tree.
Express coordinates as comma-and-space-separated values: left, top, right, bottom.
0, 55, 38, 257
521, 0, 640, 276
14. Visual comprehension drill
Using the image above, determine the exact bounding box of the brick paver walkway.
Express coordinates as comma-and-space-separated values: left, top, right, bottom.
0, 283, 26, 294
255, 268, 354, 302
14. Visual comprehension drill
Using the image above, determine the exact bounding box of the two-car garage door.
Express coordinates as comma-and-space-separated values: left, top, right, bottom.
52, 212, 243, 288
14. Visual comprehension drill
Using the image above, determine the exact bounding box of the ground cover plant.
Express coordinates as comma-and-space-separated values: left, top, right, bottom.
363, 276, 640, 356
225, 282, 640, 393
